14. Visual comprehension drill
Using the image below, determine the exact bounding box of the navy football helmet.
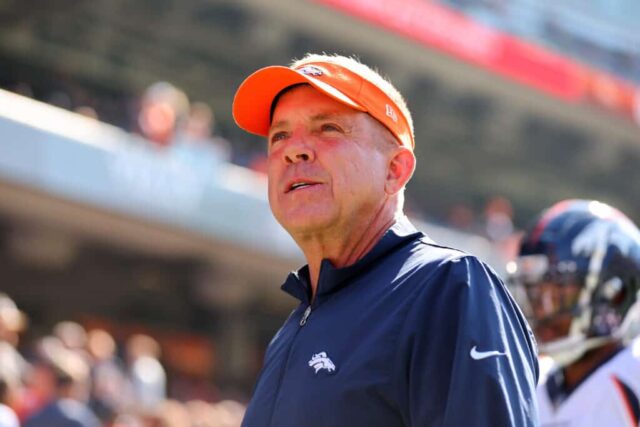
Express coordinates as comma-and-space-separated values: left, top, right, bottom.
508, 199, 640, 366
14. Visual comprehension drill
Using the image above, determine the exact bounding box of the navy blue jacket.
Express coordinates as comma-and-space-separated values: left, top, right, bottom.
242, 217, 539, 426
24, 399, 101, 427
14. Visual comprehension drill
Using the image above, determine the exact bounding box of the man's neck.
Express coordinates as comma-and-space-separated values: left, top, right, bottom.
296, 205, 400, 300
563, 342, 622, 391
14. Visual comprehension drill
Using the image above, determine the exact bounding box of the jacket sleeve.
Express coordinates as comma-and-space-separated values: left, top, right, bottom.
395, 255, 539, 427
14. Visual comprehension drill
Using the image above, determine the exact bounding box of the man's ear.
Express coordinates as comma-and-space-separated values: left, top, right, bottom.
385, 147, 415, 195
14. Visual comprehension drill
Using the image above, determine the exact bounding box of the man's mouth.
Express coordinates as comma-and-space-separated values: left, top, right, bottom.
286, 181, 319, 193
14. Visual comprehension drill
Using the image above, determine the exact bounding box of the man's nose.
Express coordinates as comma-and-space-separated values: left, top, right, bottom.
283, 134, 315, 164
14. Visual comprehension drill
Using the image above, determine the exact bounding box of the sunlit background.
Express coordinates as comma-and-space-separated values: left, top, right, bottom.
0, 0, 639, 425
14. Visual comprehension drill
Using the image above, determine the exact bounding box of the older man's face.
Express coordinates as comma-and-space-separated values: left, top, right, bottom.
267, 85, 391, 237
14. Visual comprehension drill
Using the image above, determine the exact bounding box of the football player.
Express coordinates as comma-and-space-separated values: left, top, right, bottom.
508, 199, 640, 426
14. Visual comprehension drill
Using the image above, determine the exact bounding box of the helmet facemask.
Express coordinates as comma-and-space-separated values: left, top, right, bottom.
509, 251, 640, 367
508, 254, 591, 366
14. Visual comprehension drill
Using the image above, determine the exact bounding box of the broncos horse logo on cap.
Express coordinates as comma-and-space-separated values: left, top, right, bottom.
297, 65, 324, 76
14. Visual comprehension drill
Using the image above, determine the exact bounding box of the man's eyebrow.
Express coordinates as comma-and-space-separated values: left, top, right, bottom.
269, 120, 288, 132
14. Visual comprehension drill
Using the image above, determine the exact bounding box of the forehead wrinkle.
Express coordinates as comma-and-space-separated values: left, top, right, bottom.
309, 112, 342, 122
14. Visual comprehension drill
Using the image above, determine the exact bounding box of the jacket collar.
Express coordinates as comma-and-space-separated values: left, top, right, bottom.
281, 216, 424, 304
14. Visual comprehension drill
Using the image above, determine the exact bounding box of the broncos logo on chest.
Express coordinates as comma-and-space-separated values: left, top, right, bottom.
308, 352, 336, 374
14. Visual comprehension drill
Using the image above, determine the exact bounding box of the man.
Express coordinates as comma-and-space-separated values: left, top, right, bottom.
232, 53, 539, 426
24, 337, 100, 427
508, 199, 640, 426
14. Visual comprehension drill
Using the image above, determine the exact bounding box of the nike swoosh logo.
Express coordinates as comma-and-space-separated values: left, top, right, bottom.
470, 345, 507, 360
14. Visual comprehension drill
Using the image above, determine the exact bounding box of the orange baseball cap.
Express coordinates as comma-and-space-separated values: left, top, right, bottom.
232, 61, 414, 150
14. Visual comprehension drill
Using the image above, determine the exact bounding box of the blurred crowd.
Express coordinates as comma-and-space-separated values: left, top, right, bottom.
0, 293, 245, 427
3, 77, 234, 164
443, 195, 521, 261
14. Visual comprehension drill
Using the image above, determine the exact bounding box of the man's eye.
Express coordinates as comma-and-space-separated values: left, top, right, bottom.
320, 123, 342, 133
269, 132, 288, 144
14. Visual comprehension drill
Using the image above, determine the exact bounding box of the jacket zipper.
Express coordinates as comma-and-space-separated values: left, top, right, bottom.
267, 303, 312, 426
299, 305, 312, 326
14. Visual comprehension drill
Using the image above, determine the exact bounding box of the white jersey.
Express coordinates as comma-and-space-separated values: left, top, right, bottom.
538, 338, 640, 427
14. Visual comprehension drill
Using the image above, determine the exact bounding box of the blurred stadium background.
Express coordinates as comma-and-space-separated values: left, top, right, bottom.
0, 0, 639, 425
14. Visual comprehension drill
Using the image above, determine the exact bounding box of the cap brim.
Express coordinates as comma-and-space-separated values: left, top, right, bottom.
232, 66, 365, 137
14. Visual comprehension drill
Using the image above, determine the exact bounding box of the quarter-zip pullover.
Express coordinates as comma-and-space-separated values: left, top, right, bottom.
242, 217, 539, 427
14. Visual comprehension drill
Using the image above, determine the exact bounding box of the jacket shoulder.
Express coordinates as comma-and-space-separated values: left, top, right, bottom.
409, 236, 489, 273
